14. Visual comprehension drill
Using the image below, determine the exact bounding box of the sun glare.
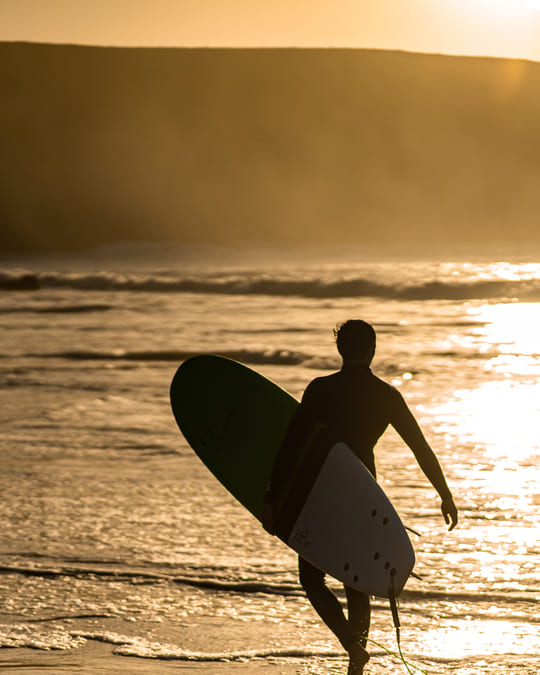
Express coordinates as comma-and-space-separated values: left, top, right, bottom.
466, 0, 540, 12
438, 381, 540, 460
468, 302, 540, 360
432, 302, 540, 463
422, 618, 540, 658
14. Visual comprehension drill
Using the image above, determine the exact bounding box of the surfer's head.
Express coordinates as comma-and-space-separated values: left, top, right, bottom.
334, 320, 376, 365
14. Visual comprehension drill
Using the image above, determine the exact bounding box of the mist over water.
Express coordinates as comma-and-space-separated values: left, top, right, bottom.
1, 244, 539, 673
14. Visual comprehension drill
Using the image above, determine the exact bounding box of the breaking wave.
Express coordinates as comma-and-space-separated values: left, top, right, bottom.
25, 346, 504, 370
0, 303, 114, 314
3, 269, 540, 300
0, 562, 301, 596
0, 622, 343, 660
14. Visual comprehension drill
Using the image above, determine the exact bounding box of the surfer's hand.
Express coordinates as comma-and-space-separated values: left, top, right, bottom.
441, 497, 458, 531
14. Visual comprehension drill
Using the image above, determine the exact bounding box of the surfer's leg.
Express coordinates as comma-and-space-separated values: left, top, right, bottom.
347, 642, 370, 675
298, 557, 370, 672
298, 557, 354, 650
344, 586, 370, 673
344, 585, 370, 674
345, 585, 371, 647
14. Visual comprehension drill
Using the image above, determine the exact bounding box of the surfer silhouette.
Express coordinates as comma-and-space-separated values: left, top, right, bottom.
263, 319, 458, 674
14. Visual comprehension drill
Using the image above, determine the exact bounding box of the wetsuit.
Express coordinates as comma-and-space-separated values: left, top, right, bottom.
265, 364, 452, 652
268, 364, 451, 506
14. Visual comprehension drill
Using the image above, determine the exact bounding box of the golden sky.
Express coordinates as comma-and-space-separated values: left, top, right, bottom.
2, 0, 540, 61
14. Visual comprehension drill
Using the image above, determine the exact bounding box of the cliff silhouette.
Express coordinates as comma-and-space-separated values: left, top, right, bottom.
1, 42, 540, 253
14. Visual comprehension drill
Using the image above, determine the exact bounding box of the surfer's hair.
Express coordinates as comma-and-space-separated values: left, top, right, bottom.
334, 320, 376, 362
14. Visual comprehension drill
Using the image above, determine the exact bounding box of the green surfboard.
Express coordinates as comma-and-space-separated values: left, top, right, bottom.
170, 354, 298, 519
170, 354, 415, 598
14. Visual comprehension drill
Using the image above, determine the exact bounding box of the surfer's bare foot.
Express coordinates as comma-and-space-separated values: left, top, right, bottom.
347, 641, 369, 674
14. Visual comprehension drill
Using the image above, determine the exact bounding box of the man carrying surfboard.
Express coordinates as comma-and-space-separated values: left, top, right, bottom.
263, 319, 458, 674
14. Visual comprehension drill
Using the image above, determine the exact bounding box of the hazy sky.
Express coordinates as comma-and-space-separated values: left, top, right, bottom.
2, 0, 540, 61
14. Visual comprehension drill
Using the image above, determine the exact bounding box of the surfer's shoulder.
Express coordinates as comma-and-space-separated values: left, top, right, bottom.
302, 371, 341, 397
369, 370, 404, 401
311, 368, 344, 383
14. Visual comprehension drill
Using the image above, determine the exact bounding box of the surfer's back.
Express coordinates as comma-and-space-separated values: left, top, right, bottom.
300, 365, 402, 476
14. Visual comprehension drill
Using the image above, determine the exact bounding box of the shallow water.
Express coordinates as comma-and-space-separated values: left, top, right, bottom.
1, 245, 539, 673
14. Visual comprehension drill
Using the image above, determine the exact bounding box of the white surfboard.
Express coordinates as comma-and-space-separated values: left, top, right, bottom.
287, 442, 415, 598
171, 356, 415, 599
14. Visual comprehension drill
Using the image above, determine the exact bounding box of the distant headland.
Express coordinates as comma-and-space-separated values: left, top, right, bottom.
1, 42, 540, 253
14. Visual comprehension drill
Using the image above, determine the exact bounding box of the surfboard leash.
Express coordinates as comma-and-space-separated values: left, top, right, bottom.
391, 523, 424, 671
364, 634, 429, 675
389, 575, 416, 675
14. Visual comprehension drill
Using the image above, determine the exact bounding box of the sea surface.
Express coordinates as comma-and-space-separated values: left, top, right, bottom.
1, 243, 539, 674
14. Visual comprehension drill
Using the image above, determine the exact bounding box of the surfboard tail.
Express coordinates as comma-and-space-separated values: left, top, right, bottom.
286, 442, 416, 598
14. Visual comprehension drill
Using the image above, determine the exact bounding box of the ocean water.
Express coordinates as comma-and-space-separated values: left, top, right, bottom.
1, 244, 539, 674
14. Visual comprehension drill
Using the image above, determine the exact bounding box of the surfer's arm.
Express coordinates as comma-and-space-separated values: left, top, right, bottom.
266, 380, 322, 492
262, 380, 322, 531
390, 392, 458, 530
262, 401, 308, 531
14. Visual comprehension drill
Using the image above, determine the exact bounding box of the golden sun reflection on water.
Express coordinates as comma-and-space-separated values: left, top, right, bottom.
433, 302, 540, 460
430, 301, 540, 534
423, 619, 540, 658
468, 302, 540, 358
436, 381, 540, 460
